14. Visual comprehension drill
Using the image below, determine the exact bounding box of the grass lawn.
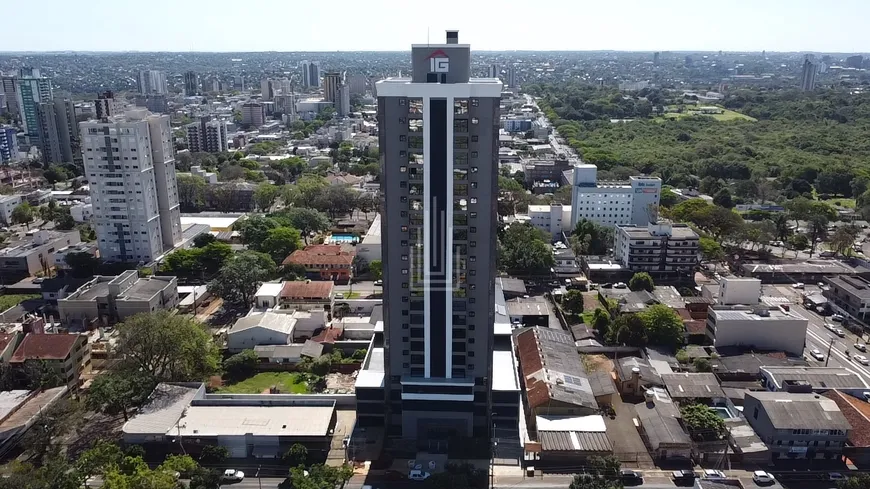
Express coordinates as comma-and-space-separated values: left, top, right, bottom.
658, 108, 756, 122
217, 372, 309, 394
0, 294, 40, 312
343, 292, 361, 299
581, 312, 596, 325
821, 197, 856, 209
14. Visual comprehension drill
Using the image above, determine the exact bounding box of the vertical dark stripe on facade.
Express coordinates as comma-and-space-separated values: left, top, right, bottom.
429, 98, 447, 378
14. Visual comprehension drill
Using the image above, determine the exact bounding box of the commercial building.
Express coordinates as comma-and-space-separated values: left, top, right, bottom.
10, 333, 90, 389
123, 383, 337, 458
58, 270, 179, 329
0, 126, 18, 163
613, 221, 699, 281
375, 30, 502, 442
526, 204, 571, 238
823, 275, 870, 322
744, 391, 850, 461
15, 75, 52, 147
0, 194, 22, 225
707, 306, 807, 356
301, 61, 320, 88
137, 70, 168, 95
759, 366, 868, 392
323, 72, 343, 103
241, 102, 266, 127
800, 57, 817, 92
183, 71, 199, 97
570, 164, 661, 228
80, 109, 182, 263
716, 277, 763, 305
0, 230, 81, 284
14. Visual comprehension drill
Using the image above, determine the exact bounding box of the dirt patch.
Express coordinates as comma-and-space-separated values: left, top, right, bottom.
582, 354, 613, 373
582, 291, 600, 312
324, 372, 357, 394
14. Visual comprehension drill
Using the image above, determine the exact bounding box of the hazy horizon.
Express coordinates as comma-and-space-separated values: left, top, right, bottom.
5, 0, 870, 53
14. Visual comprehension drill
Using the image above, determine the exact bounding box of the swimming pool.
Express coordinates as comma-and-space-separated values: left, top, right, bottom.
328, 233, 357, 244
712, 406, 736, 419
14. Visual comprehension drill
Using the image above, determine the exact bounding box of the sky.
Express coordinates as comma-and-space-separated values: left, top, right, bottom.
5, 0, 870, 53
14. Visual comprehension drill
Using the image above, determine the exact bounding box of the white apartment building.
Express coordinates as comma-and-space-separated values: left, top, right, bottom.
707, 305, 807, 356
570, 164, 661, 228
527, 204, 571, 237
0, 194, 22, 225
137, 70, 167, 95
613, 221, 699, 279
186, 119, 227, 153
80, 109, 182, 263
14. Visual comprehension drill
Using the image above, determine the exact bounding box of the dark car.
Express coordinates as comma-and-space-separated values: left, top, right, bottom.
620, 470, 643, 485
673, 470, 699, 485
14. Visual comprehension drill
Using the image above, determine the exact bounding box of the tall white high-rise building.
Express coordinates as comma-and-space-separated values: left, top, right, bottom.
570, 164, 661, 229
137, 70, 168, 95
260, 78, 276, 101
80, 109, 182, 263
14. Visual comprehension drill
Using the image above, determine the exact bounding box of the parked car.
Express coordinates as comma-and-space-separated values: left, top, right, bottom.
856, 343, 867, 352
833, 314, 845, 322
620, 470, 643, 485
613, 282, 627, 289
753, 471, 775, 485
855, 354, 869, 366
672, 470, 698, 484
836, 329, 846, 337
829, 473, 846, 481
792, 282, 805, 289
703, 469, 727, 480
373, 280, 383, 286
409, 470, 431, 481
810, 348, 825, 361
222, 469, 245, 481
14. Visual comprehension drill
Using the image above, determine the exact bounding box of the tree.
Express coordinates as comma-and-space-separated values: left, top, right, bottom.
11, 202, 33, 224
54, 212, 76, 230
357, 193, 379, 220
830, 225, 861, 256
20, 398, 80, 464
86, 370, 155, 421
283, 443, 308, 467
659, 188, 680, 208
43, 165, 71, 184
254, 183, 280, 211
693, 357, 712, 372
159, 454, 199, 477
570, 219, 614, 255
712, 188, 734, 208
638, 304, 685, 348
198, 445, 229, 465
314, 185, 359, 219
281, 207, 331, 244
369, 259, 383, 280
789, 233, 810, 257
562, 290, 585, 315
190, 467, 222, 489
236, 215, 279, 249
261, 227, 302, 263
587, 455, 622, 479
500, 223, 554, 274
838, 473, 870, 489
569, 474, 622, 489
680, 403, 726, 441
115, 311, 220, 382
64, 251, 100, 278
807, 214, 830, 256
606, 314, 648, 346
628, 272, 654, 292
591, 308, 611, 331
177, 174, 208, 211
193, 233, 216, 248
209, 251, 277, 307
224, 349, 259, 380
293, 175, 330, 206
280, 464, 354, 489
699, 237, 724, 262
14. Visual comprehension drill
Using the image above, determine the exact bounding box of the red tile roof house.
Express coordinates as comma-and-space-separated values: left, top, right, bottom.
823, 390, 870, 466
9, 333, 91, 389
282, 245, 355, 283
279, 281, 335, 310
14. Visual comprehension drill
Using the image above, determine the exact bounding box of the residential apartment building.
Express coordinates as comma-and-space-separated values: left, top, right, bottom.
241, 102, 266, 127
282, 244, 355, 282
1, 76, 19, 120
0, 230, 82, 284
0, 125, 18, 163
800, 57, 817, 92
376, 31, 502, 442
301, 61, 320, 88
10, 333, 90, 389
323, 72, 343, 103
58, 270, 179, 329
613, 221, 699, 280
570, 164, 661, 228
744, 392, 850, 461
80, 109, 182, 263
36, 98, 78, 164
184, 71, 200, 97
823, 275, 870, 322
15, 75, 52, 147
0, 194, 22, 225
186, 118, 228, 154
94, 91, 116, 119
137, 70, 168, 95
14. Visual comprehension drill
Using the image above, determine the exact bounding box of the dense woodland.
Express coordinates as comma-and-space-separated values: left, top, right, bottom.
525, 84, 870, 212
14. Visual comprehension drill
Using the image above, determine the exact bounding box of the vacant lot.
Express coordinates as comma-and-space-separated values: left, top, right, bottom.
217, 372, 310, 394
659, 108, 757, 122
0, 294, 40, 312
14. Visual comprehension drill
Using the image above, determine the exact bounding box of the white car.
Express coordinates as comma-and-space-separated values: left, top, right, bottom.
836, 329, 846, 337
810, 349, 825, 361
752, 471, 774, 485
409, 470, 431, 481
857, 343, 867, 352
833, 314, 845, 322
792, 282, 805, 289
222, 469, 245, 481
703, 469, 727, 480
855, 355, 869, 366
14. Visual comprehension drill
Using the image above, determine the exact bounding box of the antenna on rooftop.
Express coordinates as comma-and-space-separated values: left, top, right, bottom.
427, 27, 430, 46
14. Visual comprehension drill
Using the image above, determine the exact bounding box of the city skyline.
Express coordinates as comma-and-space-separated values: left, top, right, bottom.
5, 0, 870, 53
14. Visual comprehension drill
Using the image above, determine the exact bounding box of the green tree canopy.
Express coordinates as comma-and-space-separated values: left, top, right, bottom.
680, 403, 726, 441
500, 222, 555, 274
562, 289, 585, 315
261, 226, 303, 263
638, 304, 685, 348
209, 251, 277, 307
628, 272, 654, 292
278, 207, 331, 244
11, 202, 33, 224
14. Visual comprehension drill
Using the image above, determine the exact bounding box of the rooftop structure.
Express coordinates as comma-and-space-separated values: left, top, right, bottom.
661, 373, 726, 399
760, 366, 868, 391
